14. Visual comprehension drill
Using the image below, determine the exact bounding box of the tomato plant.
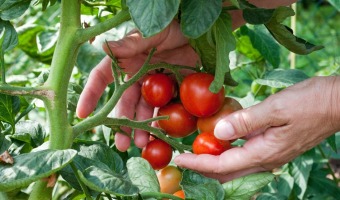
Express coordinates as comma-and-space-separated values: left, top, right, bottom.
157, 165, 182, 194
192, 132, 231, 155
180, 73, 225, 117
141, 73, 176, 107
197, 97, 242, 133
0, 1, 338, 200
157, 103, 197, 138
141, 139, 173, 170
173, 190, 185, 199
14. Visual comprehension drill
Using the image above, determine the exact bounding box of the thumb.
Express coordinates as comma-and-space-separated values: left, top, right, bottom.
214, 102, 274, 140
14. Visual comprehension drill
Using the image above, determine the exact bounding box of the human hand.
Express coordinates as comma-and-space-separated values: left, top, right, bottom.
175, 76, 340, 182
76, 20, 200, 151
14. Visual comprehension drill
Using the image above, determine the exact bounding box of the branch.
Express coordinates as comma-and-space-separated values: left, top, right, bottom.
103, 117, 192, 153
76, 9, 131, 44
0, 84, 54, 100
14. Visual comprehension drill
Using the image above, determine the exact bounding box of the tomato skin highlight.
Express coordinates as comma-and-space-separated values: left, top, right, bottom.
180, 73, 225, 117
197, 97, 242, 133
141, 73, 176, 107
173, 190, 185, 199
157, 165, 182, 194
192, 132, 231, 155
157, 103, 197, 138
141, 139, 173, 170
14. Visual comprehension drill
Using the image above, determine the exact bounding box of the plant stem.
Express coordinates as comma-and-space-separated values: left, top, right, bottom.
317, 145, 338, 184
77, 10, 131, 44
0, 84, 52, 99
30, 1, 82, 199
70, 163, 93, 200
290, 3, 297, 69
0, 51, 5, 84
44, 0, 82, 150
28, 180, 53, 200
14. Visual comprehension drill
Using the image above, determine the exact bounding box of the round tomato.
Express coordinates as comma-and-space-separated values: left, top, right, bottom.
197, 97, 242, 133
180, 73, 225, 117
192, 132, 231, 155
141, 73, 176, 107
173, 190, 185, 199
157, 165, 182, 194
142, 139, 173, 170
157, 103, 197, 138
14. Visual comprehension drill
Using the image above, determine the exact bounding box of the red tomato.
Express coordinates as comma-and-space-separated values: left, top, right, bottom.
157, 103, 197, 138
157, 165, 182, 194
142, 139, 173, 170
141, 73, 176, 107
192, 132, 231, 155
173, 190, 185, 199
180, 73, 225, 117
197, 97, 242, 133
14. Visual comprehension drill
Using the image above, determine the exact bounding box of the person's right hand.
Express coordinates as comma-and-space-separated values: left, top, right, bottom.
76, 21, 200, 152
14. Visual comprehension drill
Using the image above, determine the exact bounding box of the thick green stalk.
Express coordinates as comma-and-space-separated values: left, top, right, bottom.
30, 1, 82, 199
44, 0, 82, 150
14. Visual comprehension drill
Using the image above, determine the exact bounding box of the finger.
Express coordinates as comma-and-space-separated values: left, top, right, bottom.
103, 21, 188, 59
76, 56, 113, 118
133, 96, 154, 148
174, 146, 265, 175
113, 81, 141, 152
201, 167, 267, 183
214, 98, 283, 140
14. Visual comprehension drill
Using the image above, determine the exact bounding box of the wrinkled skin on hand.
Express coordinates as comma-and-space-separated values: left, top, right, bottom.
174, 76, 340, 182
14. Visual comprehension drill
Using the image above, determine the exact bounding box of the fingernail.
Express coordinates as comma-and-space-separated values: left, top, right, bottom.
214, 120, 235, 140
108, 40, 122, 48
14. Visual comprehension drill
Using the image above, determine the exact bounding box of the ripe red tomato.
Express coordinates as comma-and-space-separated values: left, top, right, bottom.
157, 103, 197, 138
180, 73, 225, 117
197, 97, 242, 133
142, 139, 173, 170
173, 190, 185, 199
192, 132, 231, 155
157, 165, 182, 194
141, 73, 176, 107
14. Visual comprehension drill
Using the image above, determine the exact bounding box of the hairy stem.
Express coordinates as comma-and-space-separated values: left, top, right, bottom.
77, 10, 131, 44
0, 84, 52, 100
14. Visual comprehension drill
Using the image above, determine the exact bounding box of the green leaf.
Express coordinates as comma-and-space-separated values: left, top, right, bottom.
36, 30, 58, 55
0, 20, 18, 52
328, 0, 340, 11
255, 69, 309, 88
326, 134, 337, 153
0, 93, 16, 130
76, 42, 106, 74
223, 172, 275, 200
0, 0, 31, 20
306, 169, 340, 199
240, 25, 281, 67
181, 0, 222, 39
78, 166, 139, 196
126, 0, 180, 37
17, 24, 55, 64
0, 149, 77, 192
243, 8, 275, 25
256, 193, 287, 200
126, 157, 160, 193
76, 143, 124, 174
289, 150, 314, 199
60, 154, 112, 191
13, 121, 46, 147
181, 170, 225, 200
265, 6, 324, 55
210, 11, 237, 92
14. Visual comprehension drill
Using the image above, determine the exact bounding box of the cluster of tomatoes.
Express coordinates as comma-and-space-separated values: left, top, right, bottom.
139, 72, 242, 198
